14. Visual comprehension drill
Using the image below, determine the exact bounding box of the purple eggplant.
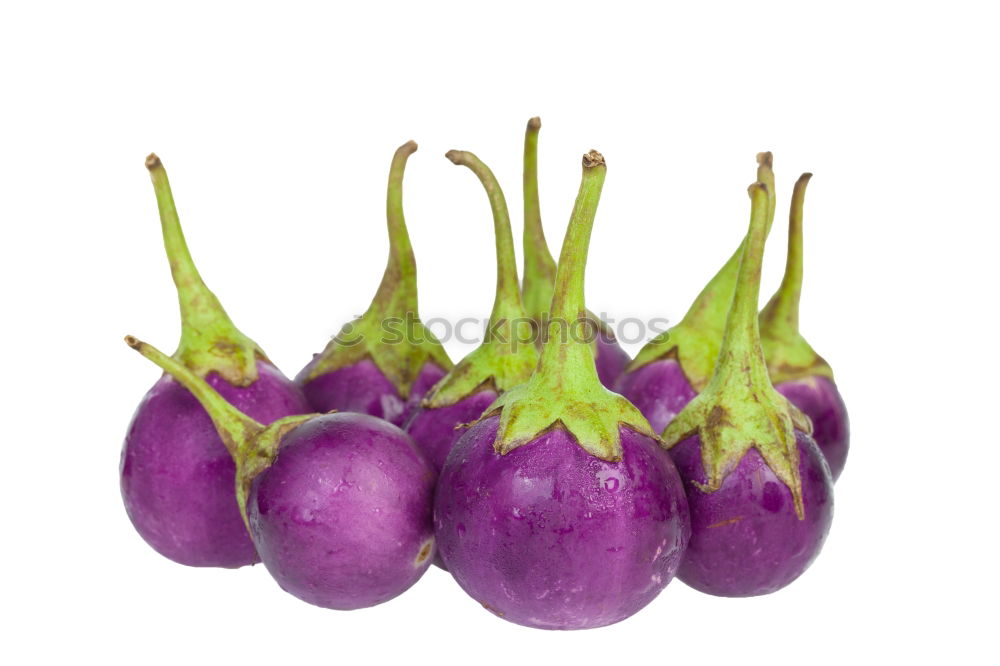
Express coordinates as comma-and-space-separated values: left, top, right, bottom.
404, 150, 538, 472
618, 153, 777, 428
434, 151, 690, 629
126, 337, 436, 610
296, 142, 452, 426
759, 174, 849, 479
521, 118, 630, 387
660, 181, 834, 597
121, 155, 310, 568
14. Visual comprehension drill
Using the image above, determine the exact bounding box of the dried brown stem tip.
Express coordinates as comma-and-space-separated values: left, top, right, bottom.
527, 117, 541, 131
444, 150, 466, 165
582, 150, 605, 168
145, 153, 162, 170
756, 151, 773, 168
124, 335, 140, 348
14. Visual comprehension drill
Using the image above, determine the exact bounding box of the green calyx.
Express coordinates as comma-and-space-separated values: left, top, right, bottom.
759, 173, 834, 384
126, 336, 314, 532
661, 184, 812, 519
146, 154, 266, 387
628, 152, 777, 391
301, 141, 452, 397
484, 151, 657, 462
422, 151, 538, 408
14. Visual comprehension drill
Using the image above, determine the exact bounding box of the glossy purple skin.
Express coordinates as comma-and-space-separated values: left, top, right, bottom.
776, 376, 849, 481
120, 360, 310, 568
404, 389, 499, 570
435, 415, 690, 630
670, 430, 833, 597
595, 337, 631, 389
297, 359, 446, 427
617, 358, 698, 434
248, 412, 436, 610
404, 390, 498, 472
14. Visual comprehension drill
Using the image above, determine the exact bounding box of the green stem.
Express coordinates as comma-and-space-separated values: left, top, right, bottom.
710, 184, 772, 386
757, 152, 777, 227
446, 150, 525, 324
521, 117, 558, 323
125, 335, 262, 460
537, 151, 606, 378
678, 152, 777, 333
370, 141, 419, 315
760, 173, 810, 333
422, 151, 539, 407
145, 155, 265, 385
147, 155, 213, 326
758, 173, 832, 383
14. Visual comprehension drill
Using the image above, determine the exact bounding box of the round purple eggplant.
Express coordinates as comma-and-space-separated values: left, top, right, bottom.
296, 141, 452, 426
660, 182, 834, 597
670, 431, 832, 596
619, 153, 777, 427
435, 151, 690, 629
123, 362, 307, 568
248, 412, 435, 609
126, 337, 436, 609
437, 417, 689, 629
521, 117, 629, 388
759, 174, 849, 479
405, 149, 538, 472
121, 155, 309, 568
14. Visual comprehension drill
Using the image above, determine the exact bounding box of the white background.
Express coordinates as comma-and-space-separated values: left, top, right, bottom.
2, 1, 995, 663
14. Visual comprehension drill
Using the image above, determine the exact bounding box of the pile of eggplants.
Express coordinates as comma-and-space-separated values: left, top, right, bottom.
121, 119, 846, 629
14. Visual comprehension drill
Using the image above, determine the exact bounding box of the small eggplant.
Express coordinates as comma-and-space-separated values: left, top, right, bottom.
126, 336, 436, 610
296, 142, 452, 426
434, 151, 690, 629
404, 149, 538, 472
120, 155, 310, 569
661, 182, 834, 597
759, 174, 849, 479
